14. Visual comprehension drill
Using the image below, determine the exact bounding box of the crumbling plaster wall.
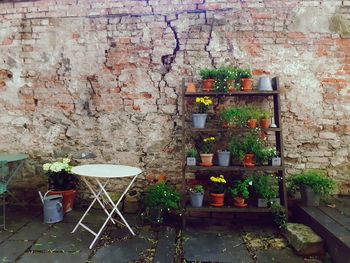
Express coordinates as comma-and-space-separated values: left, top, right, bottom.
0, 0, 349, 200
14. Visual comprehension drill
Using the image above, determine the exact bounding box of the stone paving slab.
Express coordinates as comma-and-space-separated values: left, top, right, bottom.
153, 227, 176, 263
17, 252, 90, 263
9, 221, 50, 241
183, 227, 253, 263
32, 222, 93, 255
255, 248, 306, 263
0, 240, 33, 262
91, 236, 153, 263
62, 209, 107, 224
0, 222, 27, 243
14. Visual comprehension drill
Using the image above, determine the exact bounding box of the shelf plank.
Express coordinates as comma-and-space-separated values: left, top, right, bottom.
185, 91, 278, 97
186, 165, 284, 172
186, 205, 271, 213
189, 127, 281, 132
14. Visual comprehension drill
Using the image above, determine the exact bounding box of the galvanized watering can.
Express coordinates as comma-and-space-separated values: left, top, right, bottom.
38, 191, 63, 223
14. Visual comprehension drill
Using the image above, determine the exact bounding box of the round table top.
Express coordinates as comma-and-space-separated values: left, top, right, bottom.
0, 153, 28, 162
71, 164, 142, 178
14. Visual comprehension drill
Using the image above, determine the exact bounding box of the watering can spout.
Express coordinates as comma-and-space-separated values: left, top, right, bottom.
38, 191, 44, 204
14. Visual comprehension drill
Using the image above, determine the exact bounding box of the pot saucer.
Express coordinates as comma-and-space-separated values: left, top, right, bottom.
200, 162, 213, 167
210, 203, 224, 207
243, 163, 255, 168
234, 202, 248, 208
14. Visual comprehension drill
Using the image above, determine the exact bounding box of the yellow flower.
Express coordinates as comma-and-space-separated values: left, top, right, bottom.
196, 98, 200, 103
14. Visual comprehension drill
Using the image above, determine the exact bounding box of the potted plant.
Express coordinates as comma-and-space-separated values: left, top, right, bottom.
192, 96, 213, 128
238, 68, 253, 91
260, 111, 272, 129
255, 146, 276, 166
229, 131, 265, 167
200, 136, 215, 166
226, 67, 239, 92
200, 68, 216, 92
214, 67, 228, 93
186, 147, 198, 166
219, 106, 248, 128
209, 175, 226, 207
229, 178, 252, 207
43, 158, 78, 213
143, 182, 181, 223
251, 175, 280, 207
287, 170, 336, 206
189, 184, 204, 207
246, 106, 261, 129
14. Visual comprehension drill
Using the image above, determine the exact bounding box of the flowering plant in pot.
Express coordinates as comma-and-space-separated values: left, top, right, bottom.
226, 67, 240, 92
219, 107, 246, 128
143, 182, 181, 223
192, 96, 213, 128
229, 178, 252, 207
209, 175, 226, 207
200, 137, 216, 166
246, 106, 261, 129
186, 147, 198, 166
200, 68, 216, 92
188, 184, 204, 208
286, 170, 336, 206
43, 158, 78, 213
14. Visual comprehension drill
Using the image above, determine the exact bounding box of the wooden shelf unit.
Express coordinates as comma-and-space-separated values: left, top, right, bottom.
181, 77, 288, 227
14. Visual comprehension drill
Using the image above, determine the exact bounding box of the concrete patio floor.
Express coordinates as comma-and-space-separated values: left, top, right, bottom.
0, 205, 318, 263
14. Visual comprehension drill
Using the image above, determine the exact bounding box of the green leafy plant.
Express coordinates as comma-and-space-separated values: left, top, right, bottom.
201, 136, 216, 154
194, 96, 213, 113
252, 175, 278, 200
287, 170, 336, 197
229, 178, 252, 199
255, 147, 276, 165
199, 68, 216, 80
238, 68, 252, 79
210, 175, 226, 194
219, 106, 251, 128
43, 158, 78, 191
186, 147, 198, 158
214, 67, 229, 92
260, 110, 272, 119
229, 131, 264, 160
189, 184, 204, 194
246, 106, 261, 120
271, 203, 287, 228
143, 182, 181, 210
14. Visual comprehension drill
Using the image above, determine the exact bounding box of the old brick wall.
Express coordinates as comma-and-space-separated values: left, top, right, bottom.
0, 0, 349, 200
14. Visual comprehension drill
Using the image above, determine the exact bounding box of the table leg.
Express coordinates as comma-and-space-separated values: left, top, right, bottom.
71, 178, 113, 234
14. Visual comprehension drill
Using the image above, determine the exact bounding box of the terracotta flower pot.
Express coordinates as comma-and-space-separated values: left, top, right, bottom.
186, 82, 196, 93
234, 197, 245, 205
48, 189, 76, 213
210, 192, 225, 207
260, 118, 270, 129
227, 79, 236, 93
243, 153, 255, 167
200, 153, 214, 166
202, 79, 215, 92
241, 78, 253, 91
247, 119, 257, 128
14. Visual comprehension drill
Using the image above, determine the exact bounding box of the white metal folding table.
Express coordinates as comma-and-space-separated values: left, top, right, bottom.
71, 164, 142, 249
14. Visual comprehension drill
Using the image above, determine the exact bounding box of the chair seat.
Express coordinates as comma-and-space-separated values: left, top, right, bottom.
0, 182, 6, 194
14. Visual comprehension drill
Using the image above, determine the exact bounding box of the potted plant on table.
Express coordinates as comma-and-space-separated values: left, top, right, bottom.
209, 175, 226, 207
200, 136, 216, 166
43, 158, 78, 213
188, 184, 204, 208
219, 106, 248, 128
246, 106, 261, 129
229, 178, 252, 208
192, 96, 213, 128
200, 68, 216, 92
287, 170, 336, 206
214, 67, 228, 93
143, 182, 181, 223
226, 67, 239, 92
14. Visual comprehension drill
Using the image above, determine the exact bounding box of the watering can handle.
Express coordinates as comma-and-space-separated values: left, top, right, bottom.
56, 202, 63, 212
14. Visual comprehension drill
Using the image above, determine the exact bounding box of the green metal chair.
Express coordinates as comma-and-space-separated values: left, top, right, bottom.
0, 160, 8, 229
